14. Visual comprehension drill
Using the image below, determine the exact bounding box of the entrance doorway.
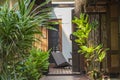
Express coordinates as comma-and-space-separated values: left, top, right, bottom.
48, 19, 62, 63
48, 25, 59, 52
48, 19, 74, 75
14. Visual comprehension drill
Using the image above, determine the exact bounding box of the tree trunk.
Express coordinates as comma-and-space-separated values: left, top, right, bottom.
72, 0, 87, 73
74, 0, 87, 17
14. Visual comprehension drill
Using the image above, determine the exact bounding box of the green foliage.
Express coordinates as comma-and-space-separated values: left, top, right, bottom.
23, 48, 50, 80
80, 44, 109, 62
6, 48, 50, 80
0, 0, 51, 79
73, 14, 91, 45
73, 13, 109, 79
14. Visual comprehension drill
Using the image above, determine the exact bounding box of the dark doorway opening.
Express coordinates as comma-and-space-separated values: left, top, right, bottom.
48, 25, 59, 51
48, 24, 59, 63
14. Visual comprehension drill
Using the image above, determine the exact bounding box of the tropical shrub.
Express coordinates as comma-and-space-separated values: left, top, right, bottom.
25, 48, 49, 80
17, 48, 50, 80
0, 0, 51, 79
73, 13, 109, 80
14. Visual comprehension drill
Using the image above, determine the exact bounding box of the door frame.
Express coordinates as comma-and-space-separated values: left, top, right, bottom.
107, 1, 120, 73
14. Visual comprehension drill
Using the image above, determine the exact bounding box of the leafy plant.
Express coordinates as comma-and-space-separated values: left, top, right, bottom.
0, 0, 51, 79
73, 13, 109, 80
17, 48, 50, 80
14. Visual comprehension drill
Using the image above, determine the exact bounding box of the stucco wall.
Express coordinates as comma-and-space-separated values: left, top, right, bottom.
51, 7, 73, 62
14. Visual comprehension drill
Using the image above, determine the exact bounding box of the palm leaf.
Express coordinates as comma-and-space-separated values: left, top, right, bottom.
0, 0, 51, 79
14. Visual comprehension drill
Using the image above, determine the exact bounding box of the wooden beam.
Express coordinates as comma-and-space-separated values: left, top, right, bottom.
88, 0, 108, 5
86, 6, 106, 13
96, 1, 107, 5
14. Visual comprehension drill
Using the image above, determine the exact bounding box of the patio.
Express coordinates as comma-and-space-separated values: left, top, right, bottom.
48, 67, 81, 75
40, 64, 88, 80
40, 64, 120, 80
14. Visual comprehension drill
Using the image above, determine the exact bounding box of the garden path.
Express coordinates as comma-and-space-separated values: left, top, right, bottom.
40, 75, 88, 80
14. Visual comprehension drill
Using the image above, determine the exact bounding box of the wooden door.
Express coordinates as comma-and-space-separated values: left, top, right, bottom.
107, 2, 120, 73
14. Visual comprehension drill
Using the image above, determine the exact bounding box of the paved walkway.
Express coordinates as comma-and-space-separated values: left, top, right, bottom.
40, 75, 120, 80
40, 75, 88, 80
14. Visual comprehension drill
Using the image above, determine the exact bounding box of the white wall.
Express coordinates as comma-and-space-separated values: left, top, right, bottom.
51, 7, 73, 62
